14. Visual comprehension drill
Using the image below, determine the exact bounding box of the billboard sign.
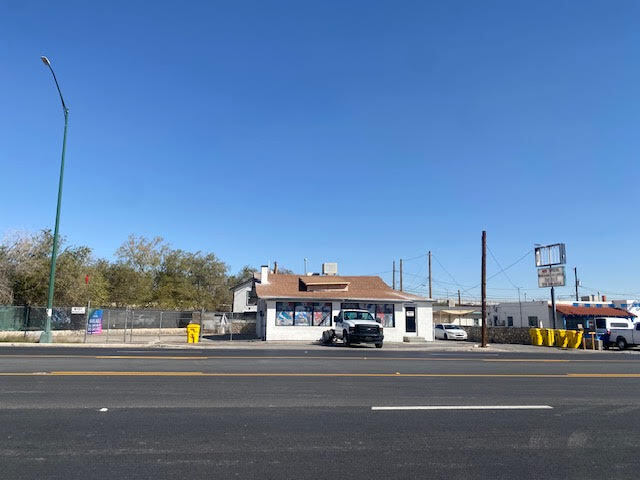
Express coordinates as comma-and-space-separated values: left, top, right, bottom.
538, 267, 566, 288
87, 309, 103, 335
535, 243, 566, 267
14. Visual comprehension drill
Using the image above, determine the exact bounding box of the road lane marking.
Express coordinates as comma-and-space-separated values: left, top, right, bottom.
484, 359, 571, 363
0, 371, 639, 378
2, 354, 638, 363
94, 356, 210, 360
371, 405, 554, 410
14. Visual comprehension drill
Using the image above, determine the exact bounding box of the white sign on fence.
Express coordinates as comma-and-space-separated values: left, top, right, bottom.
71, 306, 86, 314
537, 267, 566, 288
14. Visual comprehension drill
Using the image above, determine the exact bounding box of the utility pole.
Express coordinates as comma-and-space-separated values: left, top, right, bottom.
399, 259, 403, 292
457, 289, 461, 306
304, 258, 308, 275
428, 251, 432, 299
481, 230, 487, 348
574, 267, 579, 301
392, 260, 396, 290
517, 287, 523, 327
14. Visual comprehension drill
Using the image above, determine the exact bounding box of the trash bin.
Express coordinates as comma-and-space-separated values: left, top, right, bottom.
529, 328, 543, 346
186, 323, 201, 344
555, 329, 568, 348
544, 328, 555, 347
569, 330, 583, 349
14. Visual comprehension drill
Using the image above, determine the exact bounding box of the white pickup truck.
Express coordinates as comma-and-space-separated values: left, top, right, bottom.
322, 309, 384, 348
608, 322, 640, 350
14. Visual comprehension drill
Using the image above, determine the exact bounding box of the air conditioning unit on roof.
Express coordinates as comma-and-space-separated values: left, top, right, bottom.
322, 262, 338, 276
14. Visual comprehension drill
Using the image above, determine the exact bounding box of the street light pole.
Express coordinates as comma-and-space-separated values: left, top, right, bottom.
40, 56, 69, 344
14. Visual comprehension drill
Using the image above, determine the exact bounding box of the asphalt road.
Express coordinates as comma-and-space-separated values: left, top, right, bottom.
2, 347, 640, 479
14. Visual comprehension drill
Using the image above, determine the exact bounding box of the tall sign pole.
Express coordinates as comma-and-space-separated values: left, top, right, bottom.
481, 231, 487, 348
535, 243, 566, 329
551, 286, 557, 329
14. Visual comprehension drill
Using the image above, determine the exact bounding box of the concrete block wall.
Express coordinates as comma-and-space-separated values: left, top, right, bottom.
461, 326, 531, 345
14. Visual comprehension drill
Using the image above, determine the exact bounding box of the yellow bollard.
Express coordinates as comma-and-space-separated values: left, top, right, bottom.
544, 328, 555, 347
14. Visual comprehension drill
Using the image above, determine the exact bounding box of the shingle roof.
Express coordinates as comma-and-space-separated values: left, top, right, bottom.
555, 305, 635, 318
255, 274, 428, 302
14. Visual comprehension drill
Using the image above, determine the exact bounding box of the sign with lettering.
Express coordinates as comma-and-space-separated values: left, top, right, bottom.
537, 267, 566, 288
87, 309, 103, 335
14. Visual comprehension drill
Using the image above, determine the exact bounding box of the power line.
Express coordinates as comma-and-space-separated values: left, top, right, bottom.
462, 248, 532, 294
487, 245, 520, 289
431, 254, 463, 288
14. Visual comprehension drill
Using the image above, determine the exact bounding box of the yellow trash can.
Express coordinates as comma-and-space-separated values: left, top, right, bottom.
529, 328, 543, 346
569, 330, 583, 349
186, 323, 201, 343
544, 328, 555, 347
555, 329, 568, 348
565, 330, 575, 347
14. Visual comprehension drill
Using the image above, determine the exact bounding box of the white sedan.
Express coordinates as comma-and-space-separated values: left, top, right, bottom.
434, 323, 468, 340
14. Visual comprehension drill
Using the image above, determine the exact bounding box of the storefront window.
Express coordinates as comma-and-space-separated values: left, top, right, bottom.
277, 302, 332, 326
276, 302, 294, 326
340, 303, 395, 328
312, 303, 332, 326
377, 304, 395, 328
294, 303, 313, 326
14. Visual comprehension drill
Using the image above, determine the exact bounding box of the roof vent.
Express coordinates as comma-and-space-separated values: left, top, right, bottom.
322, 262, 338, 276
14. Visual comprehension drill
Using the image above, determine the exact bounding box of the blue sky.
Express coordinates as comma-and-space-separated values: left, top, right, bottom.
1, 0, 639, 301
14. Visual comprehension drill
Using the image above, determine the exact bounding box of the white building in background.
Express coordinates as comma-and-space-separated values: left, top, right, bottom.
488, 298, 637, 329
230, 272, 260, 316
253, 265, 434, 342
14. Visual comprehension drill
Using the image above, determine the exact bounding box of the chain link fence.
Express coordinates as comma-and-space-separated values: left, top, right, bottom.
0, 305, 257, 343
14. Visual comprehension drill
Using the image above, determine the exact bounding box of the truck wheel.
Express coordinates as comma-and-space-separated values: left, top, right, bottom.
617, 337, 628, 350
343, 330, 350, 347
375, 343, 383, 348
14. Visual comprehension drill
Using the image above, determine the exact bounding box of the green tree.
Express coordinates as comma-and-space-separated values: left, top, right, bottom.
155, 250, 229, 310
2, 230, 101, 306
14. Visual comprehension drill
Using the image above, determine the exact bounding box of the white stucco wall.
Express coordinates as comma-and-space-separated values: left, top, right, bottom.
232, 281, 256, 313
261, 299, 434, 343
491, 301, 550, 328
264, 300, 331, 341
416, 302, 433, 341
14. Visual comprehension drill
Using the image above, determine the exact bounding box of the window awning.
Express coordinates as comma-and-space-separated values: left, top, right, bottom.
439, 309, 476, 315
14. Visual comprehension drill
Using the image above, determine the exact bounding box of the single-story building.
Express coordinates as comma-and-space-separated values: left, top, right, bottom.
230, 272, 260, 318
488, 300, 636, 329
253, 265, 433, 342
432, 300, 483, 326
